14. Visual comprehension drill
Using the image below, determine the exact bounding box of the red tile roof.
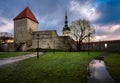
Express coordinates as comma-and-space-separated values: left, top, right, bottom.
14, 7, 39, 23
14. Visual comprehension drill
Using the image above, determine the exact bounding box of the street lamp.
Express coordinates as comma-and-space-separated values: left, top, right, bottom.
7, 43, 9, 52
99, 40, 101, 51
88, 33, 90, 55
53, 40, 55, 53
37, 34, 40, 59
88, 28, 95, 55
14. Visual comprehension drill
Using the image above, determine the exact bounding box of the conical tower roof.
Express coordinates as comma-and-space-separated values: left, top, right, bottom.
14, 7, 39, 23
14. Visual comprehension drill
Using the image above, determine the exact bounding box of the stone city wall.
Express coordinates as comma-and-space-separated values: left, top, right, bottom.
31, 30, 77, 51
0, 43, 15, 52
81, 40, 120, 52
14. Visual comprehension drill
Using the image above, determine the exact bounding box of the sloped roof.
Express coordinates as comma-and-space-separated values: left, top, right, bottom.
14, 7, 39, 23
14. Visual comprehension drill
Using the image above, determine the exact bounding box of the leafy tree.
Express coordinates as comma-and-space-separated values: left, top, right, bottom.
70, 19, 95, 51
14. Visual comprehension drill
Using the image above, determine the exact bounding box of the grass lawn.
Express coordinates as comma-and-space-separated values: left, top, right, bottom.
0, 52, 102, 83
105, 52, 120, 83
0, 52, 32, 58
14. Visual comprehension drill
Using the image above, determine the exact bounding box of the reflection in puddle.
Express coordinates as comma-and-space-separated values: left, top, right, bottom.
88, 59, 115, 83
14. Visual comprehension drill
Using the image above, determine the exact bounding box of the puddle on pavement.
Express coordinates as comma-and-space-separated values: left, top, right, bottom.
87, 59, 115, 83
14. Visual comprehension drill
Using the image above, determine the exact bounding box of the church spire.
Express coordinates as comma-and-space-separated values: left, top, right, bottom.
65, 10, 68, 28
62, 10, 70, 36
63, 10, 70, 30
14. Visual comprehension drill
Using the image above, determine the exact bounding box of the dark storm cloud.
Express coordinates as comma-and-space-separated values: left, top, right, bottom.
31, 0, 69, 34
0, 0, 120, 40
94, 0, 120, 25
0, 0, 69, 34
0, 0, 27, 19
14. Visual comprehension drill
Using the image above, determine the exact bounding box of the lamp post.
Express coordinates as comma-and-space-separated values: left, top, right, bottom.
88, 33, 90, 55
37, 34, 40, 59
99, 40, 101, 51
7, 43, 9, 52
54, 40, 55, 53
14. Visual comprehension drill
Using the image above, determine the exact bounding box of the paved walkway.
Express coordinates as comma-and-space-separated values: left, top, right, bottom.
87, 59, 115, 83
0, 52, 42, 66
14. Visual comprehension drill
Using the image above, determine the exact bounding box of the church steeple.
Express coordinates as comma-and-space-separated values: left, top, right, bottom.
65, 11, 68, 28
62, 11, 70, 36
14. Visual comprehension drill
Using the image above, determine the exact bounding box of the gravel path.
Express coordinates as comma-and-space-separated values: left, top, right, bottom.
0, 52, 42, 66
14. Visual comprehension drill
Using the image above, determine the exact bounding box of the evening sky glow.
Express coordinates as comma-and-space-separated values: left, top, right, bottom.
0, 0, 120, 41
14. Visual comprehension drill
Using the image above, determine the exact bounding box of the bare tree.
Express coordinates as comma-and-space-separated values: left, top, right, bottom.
70, 19, 95, 51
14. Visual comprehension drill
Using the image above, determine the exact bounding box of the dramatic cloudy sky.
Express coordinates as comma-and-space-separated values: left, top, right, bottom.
0, 0, 120, 41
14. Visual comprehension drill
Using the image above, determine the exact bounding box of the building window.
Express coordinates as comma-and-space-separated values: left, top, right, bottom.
104, 43, 107, 48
